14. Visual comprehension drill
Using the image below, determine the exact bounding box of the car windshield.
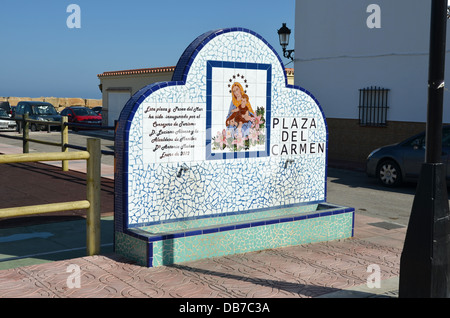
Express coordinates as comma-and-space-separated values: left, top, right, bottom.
0, 109, 8, 117
408, 136, 425, 148
443, 130, 450, 147
32, 105, 57, 115
73, 108, 98, 116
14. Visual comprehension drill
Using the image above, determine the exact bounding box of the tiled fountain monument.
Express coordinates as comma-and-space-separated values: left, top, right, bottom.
114, 28, 355, 267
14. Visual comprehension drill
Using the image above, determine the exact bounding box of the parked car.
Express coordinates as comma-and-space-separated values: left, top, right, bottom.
0, 108, 16, 130
92, 106, 102, 115
15, 101, 61, 131
366, 126, 450, 187
60, 106, 102, 130
0, 101, 12, 117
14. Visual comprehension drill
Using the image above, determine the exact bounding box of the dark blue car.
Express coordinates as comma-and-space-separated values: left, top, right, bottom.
15, 101, 61, 131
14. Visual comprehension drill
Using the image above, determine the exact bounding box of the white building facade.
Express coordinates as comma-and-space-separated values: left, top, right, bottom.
97, 67, 175, 127
294, 0, 450, 164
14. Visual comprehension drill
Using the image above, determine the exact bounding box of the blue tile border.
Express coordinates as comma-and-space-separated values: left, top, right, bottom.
126, 200, 324, 230
144, 207, 354, 267
125, 204, 355, 244
205, 61, 272, 161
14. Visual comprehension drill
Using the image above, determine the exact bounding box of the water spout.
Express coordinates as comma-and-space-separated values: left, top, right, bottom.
177, 164, 189, 178
284, 159, 294, 169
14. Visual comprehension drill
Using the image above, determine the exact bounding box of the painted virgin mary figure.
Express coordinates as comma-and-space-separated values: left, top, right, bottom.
226, 82, 255, 138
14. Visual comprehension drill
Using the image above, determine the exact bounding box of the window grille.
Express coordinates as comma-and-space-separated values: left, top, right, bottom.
358, 86, 389, 127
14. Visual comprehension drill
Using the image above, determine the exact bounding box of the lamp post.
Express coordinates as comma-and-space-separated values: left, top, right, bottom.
278, 23, 295, 61
399, 0, 450, 298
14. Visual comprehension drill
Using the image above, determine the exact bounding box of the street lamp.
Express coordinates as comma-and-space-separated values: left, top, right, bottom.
278, 23, 294, 61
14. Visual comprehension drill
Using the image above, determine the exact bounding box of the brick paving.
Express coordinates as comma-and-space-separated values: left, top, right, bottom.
0, 161, 114, 228
0, 213, 404, 298
0, 141, 405, 299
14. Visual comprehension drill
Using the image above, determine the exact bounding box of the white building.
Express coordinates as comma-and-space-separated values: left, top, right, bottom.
294, 0, 450, 164
97, 66, 176, 127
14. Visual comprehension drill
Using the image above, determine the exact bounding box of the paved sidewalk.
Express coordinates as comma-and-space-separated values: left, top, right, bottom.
0, 141, 405, 299
0, 213, 405, 298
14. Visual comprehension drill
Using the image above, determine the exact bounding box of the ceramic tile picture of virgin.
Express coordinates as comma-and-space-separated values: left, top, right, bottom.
207, 62, 271, 160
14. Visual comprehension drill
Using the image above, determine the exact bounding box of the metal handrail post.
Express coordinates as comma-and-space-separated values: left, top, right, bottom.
86, 138, 101, 256
61, 116, 69, 171
23, 113, 29, 153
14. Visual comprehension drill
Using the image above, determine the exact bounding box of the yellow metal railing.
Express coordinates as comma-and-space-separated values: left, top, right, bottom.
0, 138, 102, 256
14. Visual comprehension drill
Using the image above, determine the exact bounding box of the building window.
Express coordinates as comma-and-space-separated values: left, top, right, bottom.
358, 86, 390, 127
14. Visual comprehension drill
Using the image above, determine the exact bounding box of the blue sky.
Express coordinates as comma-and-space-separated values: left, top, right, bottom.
0, 0, 295, 100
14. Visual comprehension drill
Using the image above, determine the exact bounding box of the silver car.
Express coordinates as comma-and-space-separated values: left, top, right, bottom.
366, 126, 450, 186
0, 108, 16, 130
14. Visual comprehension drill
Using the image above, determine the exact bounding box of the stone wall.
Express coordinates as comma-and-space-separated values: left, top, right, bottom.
0, 96, 102, 112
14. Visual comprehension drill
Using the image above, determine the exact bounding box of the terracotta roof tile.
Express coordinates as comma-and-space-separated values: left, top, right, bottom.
98, 66, 294, 78
97, 66, 176, 77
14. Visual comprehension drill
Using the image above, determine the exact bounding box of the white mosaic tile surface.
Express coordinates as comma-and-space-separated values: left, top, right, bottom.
125, 30, 327, 226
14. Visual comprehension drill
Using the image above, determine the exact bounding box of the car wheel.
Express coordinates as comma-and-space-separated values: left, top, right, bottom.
30, 124, 37, 132
377, 160, 402, 187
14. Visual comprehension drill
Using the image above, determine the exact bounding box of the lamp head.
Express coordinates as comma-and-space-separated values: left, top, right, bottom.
278, 23, 291, 49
